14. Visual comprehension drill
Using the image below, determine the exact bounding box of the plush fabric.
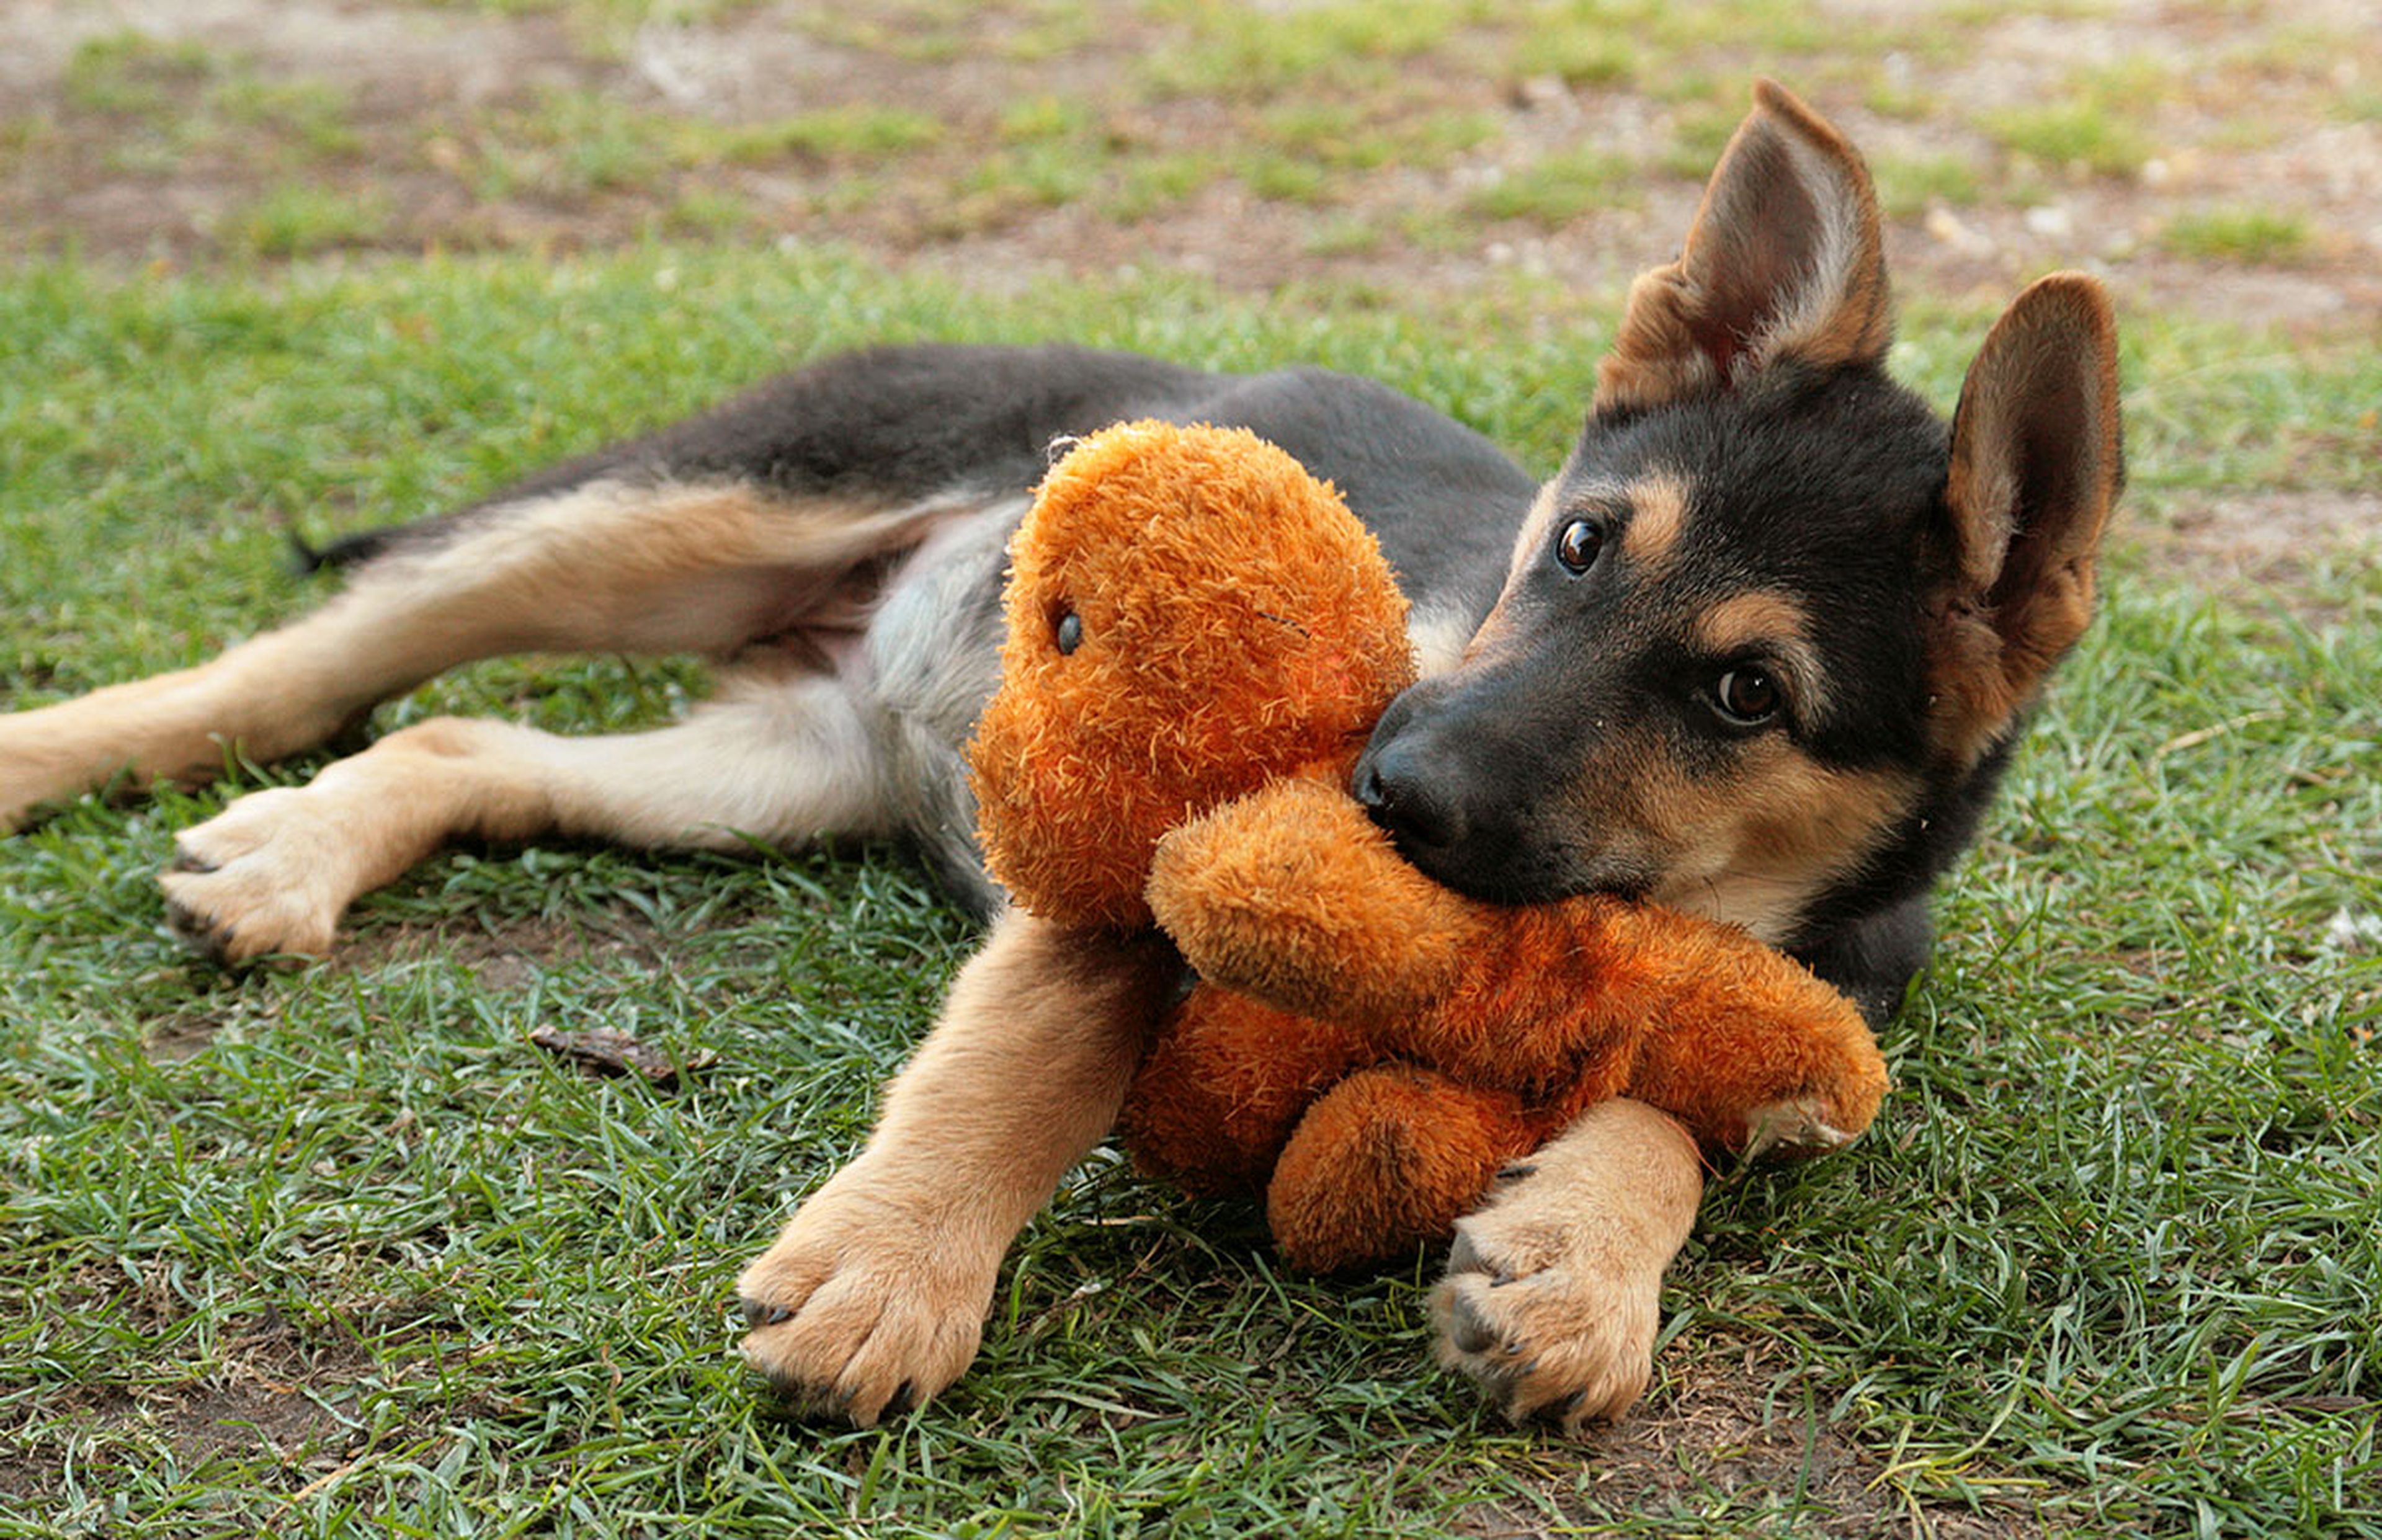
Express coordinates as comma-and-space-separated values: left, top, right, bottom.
968, 421, 1888, 1272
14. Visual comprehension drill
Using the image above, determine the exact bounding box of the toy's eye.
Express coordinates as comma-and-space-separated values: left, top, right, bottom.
1555, 519, 1604, 575
1711, 666, 1781, 726
1055, 610, 1084, 655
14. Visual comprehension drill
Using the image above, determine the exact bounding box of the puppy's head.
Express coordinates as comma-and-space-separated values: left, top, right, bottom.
1357, 81, 2123, 945
970, 420, 1415, 930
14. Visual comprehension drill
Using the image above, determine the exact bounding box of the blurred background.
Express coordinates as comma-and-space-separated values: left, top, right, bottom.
4, 0, 2375, 318
7, 0, 2374, 579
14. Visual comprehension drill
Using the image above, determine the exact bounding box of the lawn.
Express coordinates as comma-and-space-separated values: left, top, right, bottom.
3, 0, 2381, 1533
1, 244, 2376, 1539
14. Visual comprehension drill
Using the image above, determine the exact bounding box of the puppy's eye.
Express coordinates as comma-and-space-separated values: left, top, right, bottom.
1555, 519, 1604, 575
1711, 667, 1781, 726
1055, 610, 1084, 655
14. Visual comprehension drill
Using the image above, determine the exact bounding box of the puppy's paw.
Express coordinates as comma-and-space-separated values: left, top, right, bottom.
0, 722, 78, 834
1429, 1164, 1669, 1436
736, 1168, 997, 1427
158, 787, 350, 963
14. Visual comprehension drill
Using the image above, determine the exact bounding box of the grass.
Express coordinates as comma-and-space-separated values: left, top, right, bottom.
2, 245, 2378, 1536
212, 79, 363, 159
21, 0, 2370, 300
56, 30, 364, 179
1659, 100, 1744, 182
1138, 0, 1479, 102
710, 106, 947, 167
1984, 97, 2154, 180
435, 90, 951, 213
2159, 206, 2316, 265
224, 187, 396, 259
1871, 151, 1984, 219
1516, 29, 1641, 90
61, 31, 223, 118
1253, 101, 1499, 174
1466, 146, 1639, 225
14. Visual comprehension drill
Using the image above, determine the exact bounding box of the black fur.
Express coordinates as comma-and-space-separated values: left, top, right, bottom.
310, 344, 2005, 1028
1352, 360, 2008, 1022
309, 345, 1534, 630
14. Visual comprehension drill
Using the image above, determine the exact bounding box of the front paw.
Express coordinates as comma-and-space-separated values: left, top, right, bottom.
1429, 1165, 1668, 1435
735, 1167, 998, 1426
158, 787, 350, 963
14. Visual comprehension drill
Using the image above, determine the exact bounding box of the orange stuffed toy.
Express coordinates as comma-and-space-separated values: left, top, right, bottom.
968, 421, 1888, 1271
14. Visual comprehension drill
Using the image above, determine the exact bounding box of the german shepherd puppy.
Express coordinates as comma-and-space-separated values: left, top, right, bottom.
0, 83, 2121, 1432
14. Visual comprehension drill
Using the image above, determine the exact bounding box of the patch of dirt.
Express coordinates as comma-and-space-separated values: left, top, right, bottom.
334, 907, 665, 985
0, 1301, 371, 1498
142, 1007, 228, 1061
6, 0, 2379, 339
1453, 1343, 2037, 1538
148, 1376, 351, 1471
146, 1309, 370, 1474
2126, 491, 2381, 616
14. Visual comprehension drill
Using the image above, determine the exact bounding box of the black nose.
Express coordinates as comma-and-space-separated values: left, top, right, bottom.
1354, 737, 1466, 855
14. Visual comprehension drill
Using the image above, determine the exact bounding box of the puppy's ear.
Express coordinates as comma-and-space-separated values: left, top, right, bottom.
1928, 272, 2125, 764
1595, 79, 1891, 416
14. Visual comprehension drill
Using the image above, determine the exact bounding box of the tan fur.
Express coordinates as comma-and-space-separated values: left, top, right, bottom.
1492, 482, 1564, 612
1641, 742, 1918, 944
736, 914, 1179, 1423
1594, 79, 1890, 417
1690, 590, 1812, 659
0, 479, 948, 830
161, 664, 893, 962
1618, 474, 1692, 576
1690, 590, 1827, 718
1929, 274, 2125, 767
1431, 1098, 1703, 1431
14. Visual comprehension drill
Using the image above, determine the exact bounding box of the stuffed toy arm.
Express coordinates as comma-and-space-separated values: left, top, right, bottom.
1144, 774, 1481, 1022
1598, 902, 1891, 1157
1148, 773, 1891, 1159
1401, 896, 1891, 1155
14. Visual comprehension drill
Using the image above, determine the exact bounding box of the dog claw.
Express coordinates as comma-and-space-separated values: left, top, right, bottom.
1496, 1162, 1537, 1183
169, 848, 218, 875
1535, 1389, 1589, 1427
164, 901, 231, 963
739, 1299, 795, 1329
1448, 1294, 1501, 1355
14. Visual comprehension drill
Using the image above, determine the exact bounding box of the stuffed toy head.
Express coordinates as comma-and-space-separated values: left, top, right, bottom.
969, 421, 1416, 930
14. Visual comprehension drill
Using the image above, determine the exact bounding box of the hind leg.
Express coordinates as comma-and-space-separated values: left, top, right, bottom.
160, 666, 893, 964
0, 479, 947, 830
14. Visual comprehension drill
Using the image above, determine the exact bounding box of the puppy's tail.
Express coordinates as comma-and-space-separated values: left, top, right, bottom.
287, 526, 399, 574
